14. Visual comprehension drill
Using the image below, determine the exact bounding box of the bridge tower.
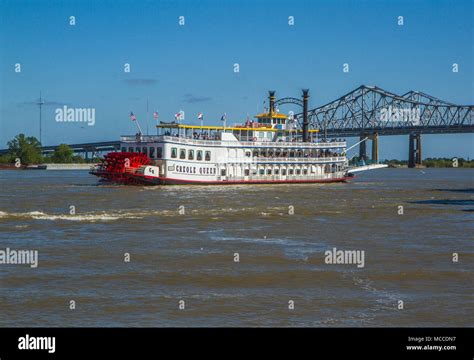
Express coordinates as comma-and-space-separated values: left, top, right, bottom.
359, 135, 367, 162
408, 133, 422, 168
416, 134, 422, 165
371, 132, 379, 163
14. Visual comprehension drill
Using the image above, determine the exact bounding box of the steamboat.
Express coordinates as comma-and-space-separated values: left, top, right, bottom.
91, 91, 384, 185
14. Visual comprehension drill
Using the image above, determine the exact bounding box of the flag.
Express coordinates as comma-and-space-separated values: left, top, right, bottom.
153, 111, 158, 120
197, 112, 203, 120
175, 112, 181, 120
220, 113, 226, 121
130, 112, 136, 121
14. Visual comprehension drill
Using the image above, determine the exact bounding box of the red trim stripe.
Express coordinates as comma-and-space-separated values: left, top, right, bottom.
130, 174, 352, 185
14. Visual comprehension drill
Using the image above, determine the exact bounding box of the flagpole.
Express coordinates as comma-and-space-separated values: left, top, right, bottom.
131, 112, 143, 135
146, 98, 149, 136
135, 119, 143, 135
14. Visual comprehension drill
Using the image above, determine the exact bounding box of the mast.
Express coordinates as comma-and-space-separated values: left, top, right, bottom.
38, 91, 44, 144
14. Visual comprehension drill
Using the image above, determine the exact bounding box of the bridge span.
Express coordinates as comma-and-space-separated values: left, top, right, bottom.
288, 85, 474, 167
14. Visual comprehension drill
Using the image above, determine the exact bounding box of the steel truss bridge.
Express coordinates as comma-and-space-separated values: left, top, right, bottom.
287, 85, 474, 167
294, 85, 473, 136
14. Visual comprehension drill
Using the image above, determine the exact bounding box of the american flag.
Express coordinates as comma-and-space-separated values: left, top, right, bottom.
197, 112, 203, 120
153, 111, 158, 119
130, 112, 136, 121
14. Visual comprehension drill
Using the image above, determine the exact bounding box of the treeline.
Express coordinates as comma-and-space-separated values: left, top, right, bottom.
0, 134, 98, 165
422, 158, 474, 168
347, 156, 473, 168
382, 158, 474, 168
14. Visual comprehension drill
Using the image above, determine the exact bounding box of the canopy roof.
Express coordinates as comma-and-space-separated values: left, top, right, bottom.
156, 123, 318, 132
254, 112, 289, 119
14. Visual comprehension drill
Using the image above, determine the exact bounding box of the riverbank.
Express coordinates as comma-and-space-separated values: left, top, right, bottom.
0, 163, 94, 170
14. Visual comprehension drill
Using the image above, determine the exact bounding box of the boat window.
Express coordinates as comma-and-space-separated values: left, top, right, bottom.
171, 147, 177, 158
275, 169, 279, 175
244, 169, 250, 176
303, 168, 308, 175
197, 150, 203, 161
188, 150, 194, 160
136, 147, 141, 152
142, 147, 147, 154
282, 169, 287, 175
121, 147, 126, 152
180, 149, 186, 159
267, 169, 272, 175
156, 147, 163, 158
245, 151, 251, 157
296, 169, 301, 175
128, 147, 134, 152
205, 151, 211, 161
259, 169, 264, 175
221, 169, 226, 176
252, 150, 258, 157
289, 169, 294, 175
149, 147, 155, 158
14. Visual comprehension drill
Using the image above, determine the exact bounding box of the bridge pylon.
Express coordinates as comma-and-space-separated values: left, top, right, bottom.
408, 133, 422, 168
359, 135, 368, 162
371, 132, 379, 163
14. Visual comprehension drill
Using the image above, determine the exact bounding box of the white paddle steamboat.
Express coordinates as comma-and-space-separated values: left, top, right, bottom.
91, 91, 384, 185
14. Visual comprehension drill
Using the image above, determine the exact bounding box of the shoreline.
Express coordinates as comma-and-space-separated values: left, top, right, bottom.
0, 163, 94, 170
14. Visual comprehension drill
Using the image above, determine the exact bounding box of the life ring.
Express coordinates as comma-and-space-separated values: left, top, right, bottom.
252, 137, 257, 141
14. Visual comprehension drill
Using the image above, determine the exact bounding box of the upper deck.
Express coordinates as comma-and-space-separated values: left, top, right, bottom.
121, 123, 346, 149
120, 134, 346, 149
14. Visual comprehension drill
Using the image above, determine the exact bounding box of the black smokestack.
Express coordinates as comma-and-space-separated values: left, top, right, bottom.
302, 89, 309, 142
269, 90, 276, 114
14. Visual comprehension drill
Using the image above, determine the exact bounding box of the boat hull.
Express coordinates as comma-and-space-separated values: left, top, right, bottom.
127, 173, 353, 185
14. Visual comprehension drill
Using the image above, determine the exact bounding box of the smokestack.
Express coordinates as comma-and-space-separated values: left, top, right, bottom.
269, 90, 276, 114
302, 89, 310, 142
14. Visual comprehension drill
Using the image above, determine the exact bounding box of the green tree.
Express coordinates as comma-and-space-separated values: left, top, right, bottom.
7, 134, 42, 165
51, 144, 74, 163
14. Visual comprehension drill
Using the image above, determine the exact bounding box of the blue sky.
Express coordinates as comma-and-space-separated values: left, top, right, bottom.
1, 0, 473, 159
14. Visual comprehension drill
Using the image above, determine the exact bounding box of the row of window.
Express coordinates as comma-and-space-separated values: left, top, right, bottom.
121, 145, 339, 161
171, 147, 211, 161
122, 146, 163, 159
255, 165, 336, 176
221, 164, 340, 177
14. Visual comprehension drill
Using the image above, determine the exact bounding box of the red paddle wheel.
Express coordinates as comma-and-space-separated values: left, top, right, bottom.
90, 152, 151, 184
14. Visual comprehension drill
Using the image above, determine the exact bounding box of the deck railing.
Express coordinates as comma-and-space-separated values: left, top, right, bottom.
120, 135, 346, 148
250, 156, 346, 164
